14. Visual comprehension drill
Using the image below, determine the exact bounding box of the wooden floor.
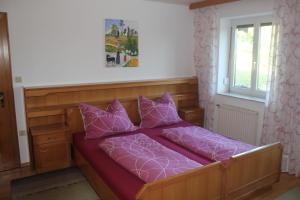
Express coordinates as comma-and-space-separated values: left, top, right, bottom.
251, 173, 300, 200
0, 167, 299, 200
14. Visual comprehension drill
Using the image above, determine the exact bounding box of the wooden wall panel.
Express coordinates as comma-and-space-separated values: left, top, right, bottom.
25, 78, 197, 110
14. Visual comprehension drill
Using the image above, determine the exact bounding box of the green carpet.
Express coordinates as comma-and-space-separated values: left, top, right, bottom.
276, 187, 300, 200
11, 167, 100, 200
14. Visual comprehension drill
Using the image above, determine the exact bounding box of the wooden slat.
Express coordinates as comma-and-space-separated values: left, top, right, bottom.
136, 162, 223, 200
25, 85, 197, 110
24, 77, 198, 97
25, 93, 198, 112
189, 0, 239, 10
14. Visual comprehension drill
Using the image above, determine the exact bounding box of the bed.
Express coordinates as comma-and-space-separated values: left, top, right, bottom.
23, 77, 282, 200
73, 121, 214, 200
67, 109, 282, 200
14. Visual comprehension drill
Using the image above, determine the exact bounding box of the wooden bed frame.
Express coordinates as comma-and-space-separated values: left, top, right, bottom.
73, 142, 281, 200
24, 77, 282, 200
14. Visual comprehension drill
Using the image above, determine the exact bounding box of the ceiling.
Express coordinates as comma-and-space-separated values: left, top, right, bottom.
146, 0, 204, 5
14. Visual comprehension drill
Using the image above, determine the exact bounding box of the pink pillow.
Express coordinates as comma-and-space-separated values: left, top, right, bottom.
139, 92, 182, 128
79, 100, 137, 139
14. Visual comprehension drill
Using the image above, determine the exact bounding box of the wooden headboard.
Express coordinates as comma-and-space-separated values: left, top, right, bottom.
24, 77, 199, 134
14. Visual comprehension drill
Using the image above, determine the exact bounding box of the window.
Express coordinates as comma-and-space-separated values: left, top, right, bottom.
229, 16, 273, 98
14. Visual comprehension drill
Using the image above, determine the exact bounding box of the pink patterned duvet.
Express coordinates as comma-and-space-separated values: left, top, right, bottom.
161, 126, 256, 161
99, 133, 201, 183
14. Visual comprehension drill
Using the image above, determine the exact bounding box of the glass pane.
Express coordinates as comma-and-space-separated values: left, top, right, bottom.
257, 23, 272, 91
234, 25, 254, 89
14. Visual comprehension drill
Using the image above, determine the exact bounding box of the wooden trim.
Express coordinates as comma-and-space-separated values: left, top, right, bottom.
20, 162, 30, 168
24, 77, 197, 97
0, 12, 20, 171
26, 93, 198, 112
189, 0, 239, 10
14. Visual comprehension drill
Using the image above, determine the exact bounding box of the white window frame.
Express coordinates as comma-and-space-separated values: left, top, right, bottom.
229, 15, 273, 99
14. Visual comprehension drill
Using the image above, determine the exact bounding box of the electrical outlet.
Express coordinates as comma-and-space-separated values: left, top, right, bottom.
19, 130, 27, 136
15, 76, 23, 83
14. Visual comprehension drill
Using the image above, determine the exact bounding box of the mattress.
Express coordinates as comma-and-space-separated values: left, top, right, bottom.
73, 121, 214, 200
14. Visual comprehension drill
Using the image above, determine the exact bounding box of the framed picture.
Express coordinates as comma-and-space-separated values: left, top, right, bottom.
105, 19, 139, 67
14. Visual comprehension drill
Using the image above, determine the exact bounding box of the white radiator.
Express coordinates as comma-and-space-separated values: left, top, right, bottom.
215, 104, 259, 145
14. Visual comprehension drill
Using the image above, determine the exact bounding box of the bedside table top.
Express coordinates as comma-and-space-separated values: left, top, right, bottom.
31, 124, 69, 136
179, 107, 203, 113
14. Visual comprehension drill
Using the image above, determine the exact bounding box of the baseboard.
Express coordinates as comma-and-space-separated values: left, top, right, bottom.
20, 162, 30, 168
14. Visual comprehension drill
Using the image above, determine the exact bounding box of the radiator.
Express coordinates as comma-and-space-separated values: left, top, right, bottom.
215, 104, 259, 145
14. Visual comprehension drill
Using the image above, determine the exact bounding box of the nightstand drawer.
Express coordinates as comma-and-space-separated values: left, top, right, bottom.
179, 107, 205, 126
34, 142, 71, 173
183, 111, 202, 121
34, 132, 66, 145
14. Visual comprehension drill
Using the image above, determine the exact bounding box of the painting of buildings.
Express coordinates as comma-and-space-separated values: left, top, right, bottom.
105, 19, 139, 67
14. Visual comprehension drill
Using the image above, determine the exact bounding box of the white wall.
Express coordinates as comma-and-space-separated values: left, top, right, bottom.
0, 0, 195, 163
213, 0, 275, 145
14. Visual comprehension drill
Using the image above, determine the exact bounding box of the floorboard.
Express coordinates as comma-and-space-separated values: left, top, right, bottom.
251, 173, 300, 200
0, 166, 36, 200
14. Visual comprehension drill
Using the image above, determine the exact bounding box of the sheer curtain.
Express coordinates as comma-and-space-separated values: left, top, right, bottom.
194, 7, 218, 130
261, 0, 300, 176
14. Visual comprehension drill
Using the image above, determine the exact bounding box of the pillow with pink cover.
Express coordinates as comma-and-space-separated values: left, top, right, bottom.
79, 100, 137, 139
138, 92, 182, 128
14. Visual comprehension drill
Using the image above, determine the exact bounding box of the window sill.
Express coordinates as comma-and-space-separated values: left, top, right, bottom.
217, 92, 266, 103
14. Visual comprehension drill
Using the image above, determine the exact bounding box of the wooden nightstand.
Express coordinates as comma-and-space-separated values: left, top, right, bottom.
179, 107, 205, 127
30, 124, 71, 173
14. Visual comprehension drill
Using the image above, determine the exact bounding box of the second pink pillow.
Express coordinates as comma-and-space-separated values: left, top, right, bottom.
79, 100, 137, 139
138, 92, 182, 128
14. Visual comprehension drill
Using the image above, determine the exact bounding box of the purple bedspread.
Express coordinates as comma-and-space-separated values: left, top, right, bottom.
99, 133, 202, 183
161, 126, 256, 161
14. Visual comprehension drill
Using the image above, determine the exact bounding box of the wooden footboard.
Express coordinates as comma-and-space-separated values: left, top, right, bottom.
224, 142, 282, 200
136, 143, 282, 200
73, 142, 282, 200
137, 162, 224, 200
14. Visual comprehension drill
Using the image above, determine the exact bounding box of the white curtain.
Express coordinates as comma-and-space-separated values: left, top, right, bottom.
261, 0, 300, 176
194, 7, 219, 130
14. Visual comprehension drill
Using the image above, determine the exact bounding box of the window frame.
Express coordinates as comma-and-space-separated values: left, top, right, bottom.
228, 15, 273, 99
